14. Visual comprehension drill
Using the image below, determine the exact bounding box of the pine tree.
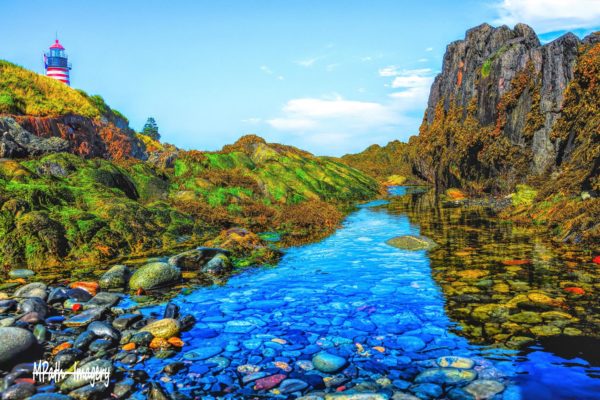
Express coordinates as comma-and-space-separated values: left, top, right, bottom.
141, 117, 160, 140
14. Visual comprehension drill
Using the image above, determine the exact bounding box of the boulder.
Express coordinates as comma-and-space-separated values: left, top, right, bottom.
129, 262, 181, 290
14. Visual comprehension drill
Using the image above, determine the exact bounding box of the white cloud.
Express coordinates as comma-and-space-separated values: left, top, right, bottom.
260, 65, 273, 74
425, 47, 433, 52
296, 57, 321, 67
392, 75, 434, 89
242, 117, 262, 124
494, 0, 600, 32
378, 65, 399, 77
418, 58, 428, 62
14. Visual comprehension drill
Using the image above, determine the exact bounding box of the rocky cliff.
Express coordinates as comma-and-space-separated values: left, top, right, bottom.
0, 60, 146, 160
412, 23, 598, 194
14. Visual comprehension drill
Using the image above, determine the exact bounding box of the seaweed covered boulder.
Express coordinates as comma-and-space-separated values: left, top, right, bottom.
129, 262, 181, 290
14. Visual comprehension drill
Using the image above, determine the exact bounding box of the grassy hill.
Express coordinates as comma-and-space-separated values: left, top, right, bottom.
0, 134, 379, 270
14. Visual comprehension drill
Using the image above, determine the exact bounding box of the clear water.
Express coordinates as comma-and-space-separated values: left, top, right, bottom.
136, 187, 600, 399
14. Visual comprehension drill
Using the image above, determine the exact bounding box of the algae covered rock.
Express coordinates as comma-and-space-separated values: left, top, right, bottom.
99, 265, 131, 289
386, 235, 437, 251
139, 318, 180, 338
129, 262, 181, 290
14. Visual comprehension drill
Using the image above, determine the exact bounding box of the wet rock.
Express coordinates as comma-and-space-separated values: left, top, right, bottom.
414, 368, 477, 386
312, 352, 347, 373
1, 382, 36, 400
47, 287, 69, 304
99, 265, 130, 290
63, 307, 105, 328
129, 262, 181, 290
17, 297, 47, 318
130, 331, 154, 346
254, 374, 286, 390
8, 269, 34, 279
112, 314, 142, 330
0, 300, 17, 313
69, 384, 108, 400
87, 321, 120, 341
85, 292, 121, 309
164, 302, 179, 319
508, 311, 542, 324
183, 346, 222, 360
13, 282, 47, 299
437, 356, 474, 369
59, 359, 113, 391
163, 362, 185, 375
139, 318, 180, 338
168, 248, 229, 270
410, 382, 443, 399
148, 382, 170, 400
530, 325, 561, 336
54, 348, 83, 368
0, 327, 37, 366
66, 288, 92, 302
386, 235, 437, 251
113, 378, 135, 399
395, 336, 426, 352
203, 253, 232, 277
73, 331, 97, 350
464, 379, 505, 399
279, 378, 309, 393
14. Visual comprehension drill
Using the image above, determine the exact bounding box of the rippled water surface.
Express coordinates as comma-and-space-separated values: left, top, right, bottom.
137, 187, 600, 399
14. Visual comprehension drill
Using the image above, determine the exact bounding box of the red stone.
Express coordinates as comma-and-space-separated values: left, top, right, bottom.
15, 378, 35, 385
253, 374, 286, 391
564, 287, 585, 295
72, 303, 82, 312
593, 255, 600, 264
337, 385, 347, 392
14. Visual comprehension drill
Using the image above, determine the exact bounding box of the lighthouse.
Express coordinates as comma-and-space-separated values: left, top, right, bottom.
44, 39, 71, 85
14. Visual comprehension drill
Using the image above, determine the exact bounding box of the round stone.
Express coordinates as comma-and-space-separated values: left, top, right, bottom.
464, 379, 505, 399
312, 352, 347, 373
437, 356, 475, 369
0, 327, 37, 365
139, 318, 180, 338
129, 262, 181, 290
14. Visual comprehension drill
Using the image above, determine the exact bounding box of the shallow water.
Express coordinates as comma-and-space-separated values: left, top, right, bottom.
136, 187, 600, 399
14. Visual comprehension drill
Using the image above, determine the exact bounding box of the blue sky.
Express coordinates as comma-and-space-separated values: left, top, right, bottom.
1, 0, 599, 156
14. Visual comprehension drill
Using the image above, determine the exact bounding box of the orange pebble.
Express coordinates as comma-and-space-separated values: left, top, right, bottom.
122, 342, 136, 351
373, 346, 386, 353
52, 342, 72, 355
150, 337, 170, 349
72, 303, 82, 312
167, 337, 184, 347
336, 386, 346, 392
70, 281, 99, 296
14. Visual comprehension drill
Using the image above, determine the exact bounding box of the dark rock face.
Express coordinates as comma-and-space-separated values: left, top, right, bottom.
419, 23, 589, 183
0, 117, 70, 158
6, 115, 147, 160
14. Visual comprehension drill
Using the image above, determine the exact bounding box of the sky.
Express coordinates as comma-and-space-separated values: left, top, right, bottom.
1, 0, 599, 156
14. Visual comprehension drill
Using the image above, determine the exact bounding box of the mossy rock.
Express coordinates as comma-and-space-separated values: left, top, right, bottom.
129, 262, 181, 290
386, 235, 437, 251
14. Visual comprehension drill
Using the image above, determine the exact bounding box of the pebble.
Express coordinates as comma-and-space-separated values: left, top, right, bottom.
464, 379, 505, 399
313, 352, 348, 373
8, 269, 34, 279
139, 318, 180, 338
183, 346, 222, 360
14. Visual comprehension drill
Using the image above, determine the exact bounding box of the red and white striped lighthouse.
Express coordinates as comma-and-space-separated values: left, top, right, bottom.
44, 39, 71, 85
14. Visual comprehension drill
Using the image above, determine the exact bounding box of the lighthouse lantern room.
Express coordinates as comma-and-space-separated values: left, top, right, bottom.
44, 39, 71, 85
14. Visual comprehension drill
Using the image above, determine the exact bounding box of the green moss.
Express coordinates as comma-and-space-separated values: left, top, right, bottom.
511, 184, 538, 206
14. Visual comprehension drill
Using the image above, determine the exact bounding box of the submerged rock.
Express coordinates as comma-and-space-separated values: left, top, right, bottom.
386, 235, 437, 251
464, 379, 505, 399
312, 352, 347, 373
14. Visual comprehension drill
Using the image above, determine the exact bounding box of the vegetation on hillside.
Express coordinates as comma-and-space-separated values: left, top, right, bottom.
0, 60, 126, 121
0, 135, 379, 270
340, 140, 420, 184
